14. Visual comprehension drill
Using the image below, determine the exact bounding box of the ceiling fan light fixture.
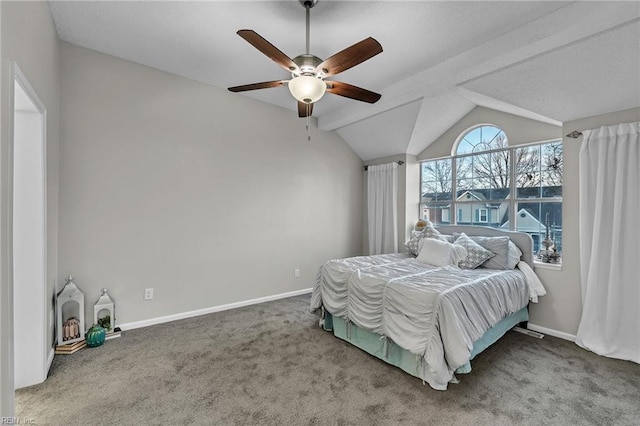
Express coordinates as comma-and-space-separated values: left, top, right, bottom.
288, 75, 326, 104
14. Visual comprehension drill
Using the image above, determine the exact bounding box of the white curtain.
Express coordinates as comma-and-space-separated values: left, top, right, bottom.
576, 121, 640, 363
367, 163, 398, 255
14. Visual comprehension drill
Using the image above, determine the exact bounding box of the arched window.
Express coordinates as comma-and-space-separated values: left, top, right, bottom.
454, 124, 508, 155
421, 124, 563, 263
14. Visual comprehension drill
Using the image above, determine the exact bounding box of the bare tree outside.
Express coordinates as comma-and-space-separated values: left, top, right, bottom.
423, 140, 563, 199
542, 141, 563, 186
421, 159, 453, 198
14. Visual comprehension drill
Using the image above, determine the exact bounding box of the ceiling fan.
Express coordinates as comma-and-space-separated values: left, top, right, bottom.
228, 0, 383, 118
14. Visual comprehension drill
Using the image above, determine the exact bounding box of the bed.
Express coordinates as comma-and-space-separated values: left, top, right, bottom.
310, 225, 546, 390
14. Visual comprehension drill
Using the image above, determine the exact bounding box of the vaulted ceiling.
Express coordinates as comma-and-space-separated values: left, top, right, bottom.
49, 1, 640, 161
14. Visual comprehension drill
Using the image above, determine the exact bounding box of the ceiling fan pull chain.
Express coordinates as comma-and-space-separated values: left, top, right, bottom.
306, 104, 311, 141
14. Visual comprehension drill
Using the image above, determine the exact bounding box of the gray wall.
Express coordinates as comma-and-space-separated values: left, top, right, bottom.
58, 42, 363, 328
0, 1, 60, 415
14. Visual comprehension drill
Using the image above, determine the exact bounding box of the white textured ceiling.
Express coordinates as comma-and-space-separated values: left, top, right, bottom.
461, 20, 640, 123
336, 100, 422, 161
48, 1, 640, 160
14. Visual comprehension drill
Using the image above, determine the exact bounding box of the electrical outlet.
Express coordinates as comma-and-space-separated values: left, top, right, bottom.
294, 268, 300, 278
144, 288, 154, 300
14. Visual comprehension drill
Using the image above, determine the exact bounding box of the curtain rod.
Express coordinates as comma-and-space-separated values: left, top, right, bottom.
566, 130, 583, 138
363, 160, 404, 171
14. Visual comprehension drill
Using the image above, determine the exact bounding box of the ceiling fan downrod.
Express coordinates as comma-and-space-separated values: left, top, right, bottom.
300, 0, 318, 55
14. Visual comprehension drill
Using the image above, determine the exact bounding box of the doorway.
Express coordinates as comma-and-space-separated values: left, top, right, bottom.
12, 65, 48, 389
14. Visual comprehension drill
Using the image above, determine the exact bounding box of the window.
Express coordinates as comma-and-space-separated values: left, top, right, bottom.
478, 208, 488, 223
420, 124, 563, 262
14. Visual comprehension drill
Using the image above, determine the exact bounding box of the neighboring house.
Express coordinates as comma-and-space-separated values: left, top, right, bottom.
422, 190, 507, 227
501, 208, 546, 233
441, 191, 505, 226
502, 208, 547, 253
423, 189, 560, 254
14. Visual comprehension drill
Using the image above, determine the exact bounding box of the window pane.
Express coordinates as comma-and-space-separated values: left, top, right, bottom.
471, 151, 510, 185
421, 159, 452, 201
471, 153, 492, 179
456, 157, 473, 179
516, 173, 541, 198
458, 151, 510, 201
542, 142, 563, 184
456, 125, 508, 155
514, 202, 562, 258
515, 145, 541, 173
421, 202, 451, 226
422, 159, 452, 183
514, 141, 563, 200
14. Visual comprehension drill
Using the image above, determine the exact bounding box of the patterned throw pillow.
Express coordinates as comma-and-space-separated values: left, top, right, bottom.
405, 230, 423, 256
422, 221, 446, 241
454, 233, 496, 269
404, 219, 447, 256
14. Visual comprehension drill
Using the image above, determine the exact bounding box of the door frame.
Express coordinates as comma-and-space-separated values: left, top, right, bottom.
11, 61, 49, 388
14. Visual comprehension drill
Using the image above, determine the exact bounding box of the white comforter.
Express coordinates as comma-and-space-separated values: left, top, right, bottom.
310, 253, 541, 390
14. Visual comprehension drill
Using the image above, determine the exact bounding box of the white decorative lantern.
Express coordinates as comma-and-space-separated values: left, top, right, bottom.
56, 275, 85, 345
93, 288, 115, 332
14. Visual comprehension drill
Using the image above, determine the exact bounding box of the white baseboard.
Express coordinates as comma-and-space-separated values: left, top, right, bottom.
527, 323, 576, 342
118, 288, 313, 331
46, 348, 54, 371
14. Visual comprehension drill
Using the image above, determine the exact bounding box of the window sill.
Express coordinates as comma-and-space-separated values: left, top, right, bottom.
534, 261, 562, 271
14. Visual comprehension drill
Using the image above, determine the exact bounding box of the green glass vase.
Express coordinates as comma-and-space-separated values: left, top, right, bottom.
86, 325, 106, 348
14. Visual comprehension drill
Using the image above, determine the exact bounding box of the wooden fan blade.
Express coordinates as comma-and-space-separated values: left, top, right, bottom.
237, 30, 300, 73
228, 80, 286, 92
316, 37, 382, 77
298, 101, 314, 118
326, 81, 381, 103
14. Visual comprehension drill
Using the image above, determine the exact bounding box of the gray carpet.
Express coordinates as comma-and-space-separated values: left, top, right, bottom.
16, 294, 640, 425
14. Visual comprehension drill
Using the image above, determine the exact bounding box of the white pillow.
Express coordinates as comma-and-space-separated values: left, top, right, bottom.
417, 237, 468, 267
506, 241, 523, 269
